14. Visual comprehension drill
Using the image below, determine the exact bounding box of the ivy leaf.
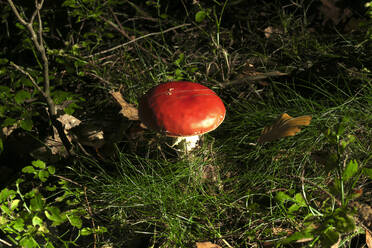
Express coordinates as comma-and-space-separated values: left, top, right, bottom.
15, 90, 31, 104
257, 113, 312, 144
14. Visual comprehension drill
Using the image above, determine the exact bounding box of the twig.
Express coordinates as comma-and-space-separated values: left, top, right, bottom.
0, 238, 12, 247
84, 186, 97, 248
85, 24, 191, 59
9, 62, 47, 98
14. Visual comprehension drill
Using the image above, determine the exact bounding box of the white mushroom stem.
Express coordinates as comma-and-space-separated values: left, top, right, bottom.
171, 135, 200, 151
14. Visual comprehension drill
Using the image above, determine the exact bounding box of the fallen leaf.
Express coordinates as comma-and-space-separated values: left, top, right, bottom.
196, 241, 221, 248
257, 113, 312, 144
319, 0, 352, 25
366, 229, 372, 248
110, 91, 139, 120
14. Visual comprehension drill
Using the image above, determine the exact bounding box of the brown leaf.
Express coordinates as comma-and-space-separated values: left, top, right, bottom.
366, 229, 372, 248
257, 113, 312, 144
196, 242, 221, 248
110, 91, 139, 120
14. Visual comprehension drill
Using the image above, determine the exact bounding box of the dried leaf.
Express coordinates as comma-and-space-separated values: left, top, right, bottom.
196, 241, 221, 248
257, 113, 312, 144
366, 229, 372, 248
110, 91, 139, 120
319, 0, 352, 25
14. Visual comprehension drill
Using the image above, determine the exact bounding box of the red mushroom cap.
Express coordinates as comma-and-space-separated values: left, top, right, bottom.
139, 81, 226, 137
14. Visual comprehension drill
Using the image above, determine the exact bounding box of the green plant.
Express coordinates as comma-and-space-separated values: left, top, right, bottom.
0, 160, 106, 247
277, 118, 372, 247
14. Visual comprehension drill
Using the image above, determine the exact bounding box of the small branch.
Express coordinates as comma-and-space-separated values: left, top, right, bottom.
7, 0, 27, 25
0, 238, 12, 247
9, 62, 47, 99
85, 23, 191, 59
84, 186, 97, 248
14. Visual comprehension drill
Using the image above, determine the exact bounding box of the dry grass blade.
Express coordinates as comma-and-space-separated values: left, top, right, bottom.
110, 91, 139, 120
257, 113, 312, 144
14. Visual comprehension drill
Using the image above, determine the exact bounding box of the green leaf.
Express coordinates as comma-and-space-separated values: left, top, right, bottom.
32, 160, 46, 169
195, 10, 207, 23
20, 118, 33, 131
47, 166, 55, 175
67, 213, 82, 228
281, 230, 314, 244
13, 218, 25, 232
10, 199, 20, 210
275, 191, 292, 203
80, 227, 93, 236
0, 58, 8, 65
46, 185, 57, 191
320, 229, 340, 248
38, 170, 49, 182
20, 237, 38, 248
15, 90, 31, 104
0, 138, 3, 153
45, 206, 66, 226
0, 188, 16, 202
288, 203, 301, 213
0, 215, 8, 225
343, 159, 358, 182
363, 168, 372, 179
22, 166, 36, 174
2, 117, 16, 127
30, 193, 44, 211
32, 215, 43, 226
294, 193, 306, 206
333, 209, 355, 233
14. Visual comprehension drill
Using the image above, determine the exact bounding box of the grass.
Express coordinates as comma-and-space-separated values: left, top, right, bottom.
71, 69, 371, 246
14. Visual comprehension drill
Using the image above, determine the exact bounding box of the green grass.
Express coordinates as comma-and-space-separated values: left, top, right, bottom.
71, 74, 371, 247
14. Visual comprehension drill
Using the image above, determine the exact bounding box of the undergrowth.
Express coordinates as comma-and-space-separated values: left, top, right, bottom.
0, 0, 371, 247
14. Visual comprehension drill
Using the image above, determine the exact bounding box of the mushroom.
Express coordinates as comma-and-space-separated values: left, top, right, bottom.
138, 81, 226, 151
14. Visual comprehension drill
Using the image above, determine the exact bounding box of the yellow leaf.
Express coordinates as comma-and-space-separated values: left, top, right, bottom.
110, 91, 139, 120
196, 241, 222, 248
366, 229, 372, 248
257, 113, 312, 144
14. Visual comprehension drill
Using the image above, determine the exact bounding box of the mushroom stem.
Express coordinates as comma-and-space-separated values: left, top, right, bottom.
171, 135, 200, 152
